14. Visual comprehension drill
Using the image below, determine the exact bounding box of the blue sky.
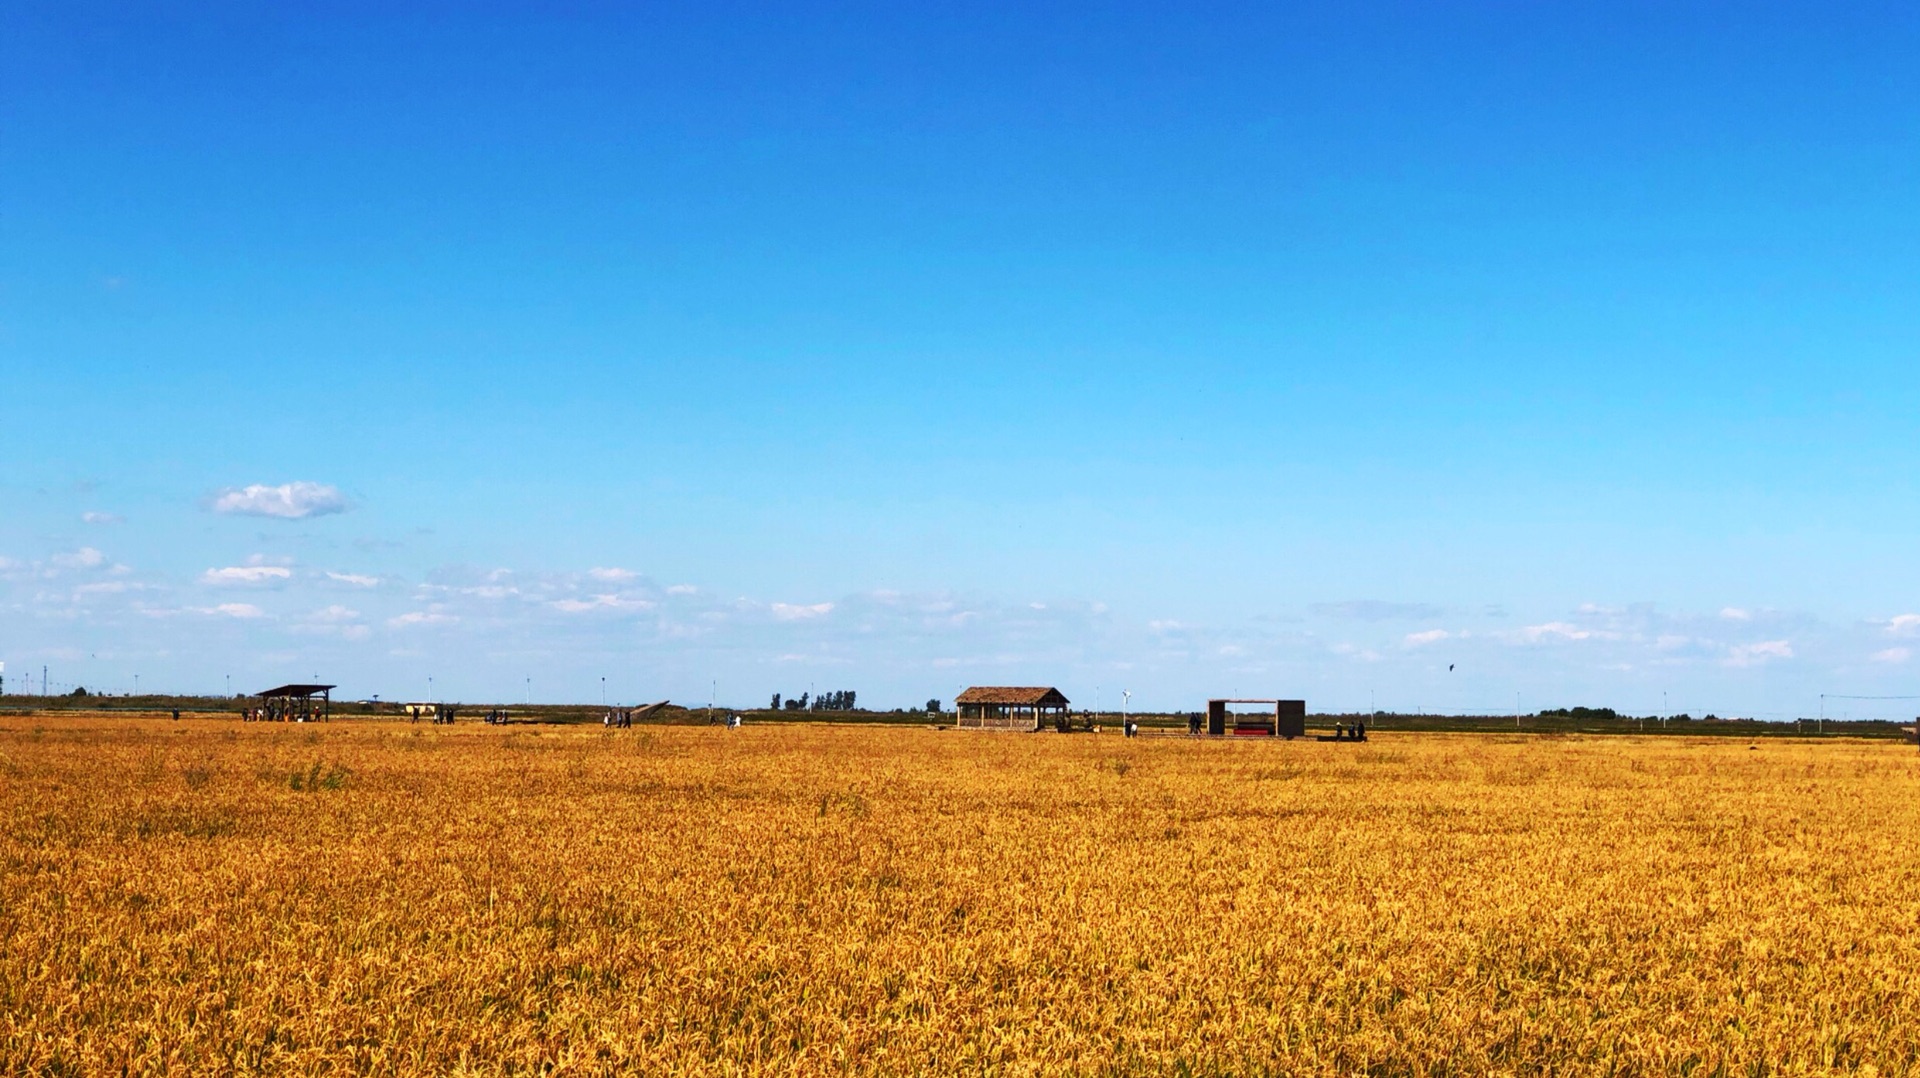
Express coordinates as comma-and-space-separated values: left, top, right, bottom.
5, 2, 1919, 716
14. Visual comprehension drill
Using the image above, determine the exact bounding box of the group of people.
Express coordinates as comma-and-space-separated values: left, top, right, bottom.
602, 709, 635, 728
482, 708, 509, 725
1332, 719, 1368, 741
242, 702, 325, 723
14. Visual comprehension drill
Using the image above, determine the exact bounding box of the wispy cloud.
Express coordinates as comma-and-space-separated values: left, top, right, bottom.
202, 565, 292, 586
325, 572, 381, 587
195, 602, 265, 619
209, 482, 350, 519
1404, 629, 1452, 646
771, 602, 834, 621
1724, 640, 1792, 667
81, 511, 124, 525
51, 547, 106, 570
1513, 622, 1597, 643
388, 611, 456, 628
1884, 614, 1920, 637
587, 567, 637, 582
1871, 647, 1910, 664
552, 594, 655, 613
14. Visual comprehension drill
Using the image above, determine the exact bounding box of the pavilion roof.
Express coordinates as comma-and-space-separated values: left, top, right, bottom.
257, 683, 335, 698
955, 686, 1069, 707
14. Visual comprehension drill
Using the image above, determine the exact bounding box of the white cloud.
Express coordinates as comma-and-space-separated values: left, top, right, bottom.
587, 567, 637, 582
201, 565, 292, 586
552, 594, 655, 613
325, 572, 381, 587
1724, 640, 1793, 667
1514, 622, 1594, 643
1404, 629, 1451, 646
81, 511, 124, 525
1720, 607, 1752, 621
1884, 614, 1920, 637
666, 584, 698, 595
388, 611, 456, 628
210, 482, 349, 519
1871, 647, 1911, 664
771, 602, 834, 621
52, 547, 106, 569
193, 602, 264, 619
293, 605, 370, 639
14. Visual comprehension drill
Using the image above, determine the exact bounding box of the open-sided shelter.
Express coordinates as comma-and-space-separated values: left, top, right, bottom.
253, 684, 333, 722
956, 686, 1070, 731
1206, 698, 1306, 738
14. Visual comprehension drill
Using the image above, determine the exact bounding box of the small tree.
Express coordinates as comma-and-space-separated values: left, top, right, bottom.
770, 693, 781, 711
925, 698, 941, 714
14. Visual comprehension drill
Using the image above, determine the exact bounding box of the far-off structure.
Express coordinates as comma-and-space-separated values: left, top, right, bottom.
956, 686, 1071, 731
250, 684, 334, 723
405, 702, 457, 724
1207, 698, 1306, 738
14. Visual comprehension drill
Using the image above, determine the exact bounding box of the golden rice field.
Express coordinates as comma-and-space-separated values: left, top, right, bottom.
3, 716, 1918, 1076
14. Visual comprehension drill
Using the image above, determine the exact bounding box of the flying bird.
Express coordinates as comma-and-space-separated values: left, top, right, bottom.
1448, 664, 1455, 672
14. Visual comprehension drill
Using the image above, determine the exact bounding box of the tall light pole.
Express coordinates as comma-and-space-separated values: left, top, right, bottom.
134, 673, 140, 696
601, 677, 607, 707
428, 676, 434, 703
1122, 690, 1132, 733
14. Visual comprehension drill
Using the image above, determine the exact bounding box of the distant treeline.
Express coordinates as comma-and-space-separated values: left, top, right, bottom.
771, 690, 858, 711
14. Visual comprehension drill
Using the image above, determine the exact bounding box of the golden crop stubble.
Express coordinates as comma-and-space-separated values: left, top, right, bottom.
1, 716, 1918, 1075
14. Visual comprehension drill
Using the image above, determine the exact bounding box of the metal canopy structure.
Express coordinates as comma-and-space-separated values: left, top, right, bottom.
1206, 698, 1306, 738
956, 686, 1071, 731
252, 683, 334, 723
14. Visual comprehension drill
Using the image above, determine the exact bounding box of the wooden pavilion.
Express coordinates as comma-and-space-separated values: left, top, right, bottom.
955, 686, 1071, 731
252, 683, 334, 723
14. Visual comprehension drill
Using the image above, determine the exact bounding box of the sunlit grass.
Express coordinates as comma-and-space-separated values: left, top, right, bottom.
2, 716, 1916, 1074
